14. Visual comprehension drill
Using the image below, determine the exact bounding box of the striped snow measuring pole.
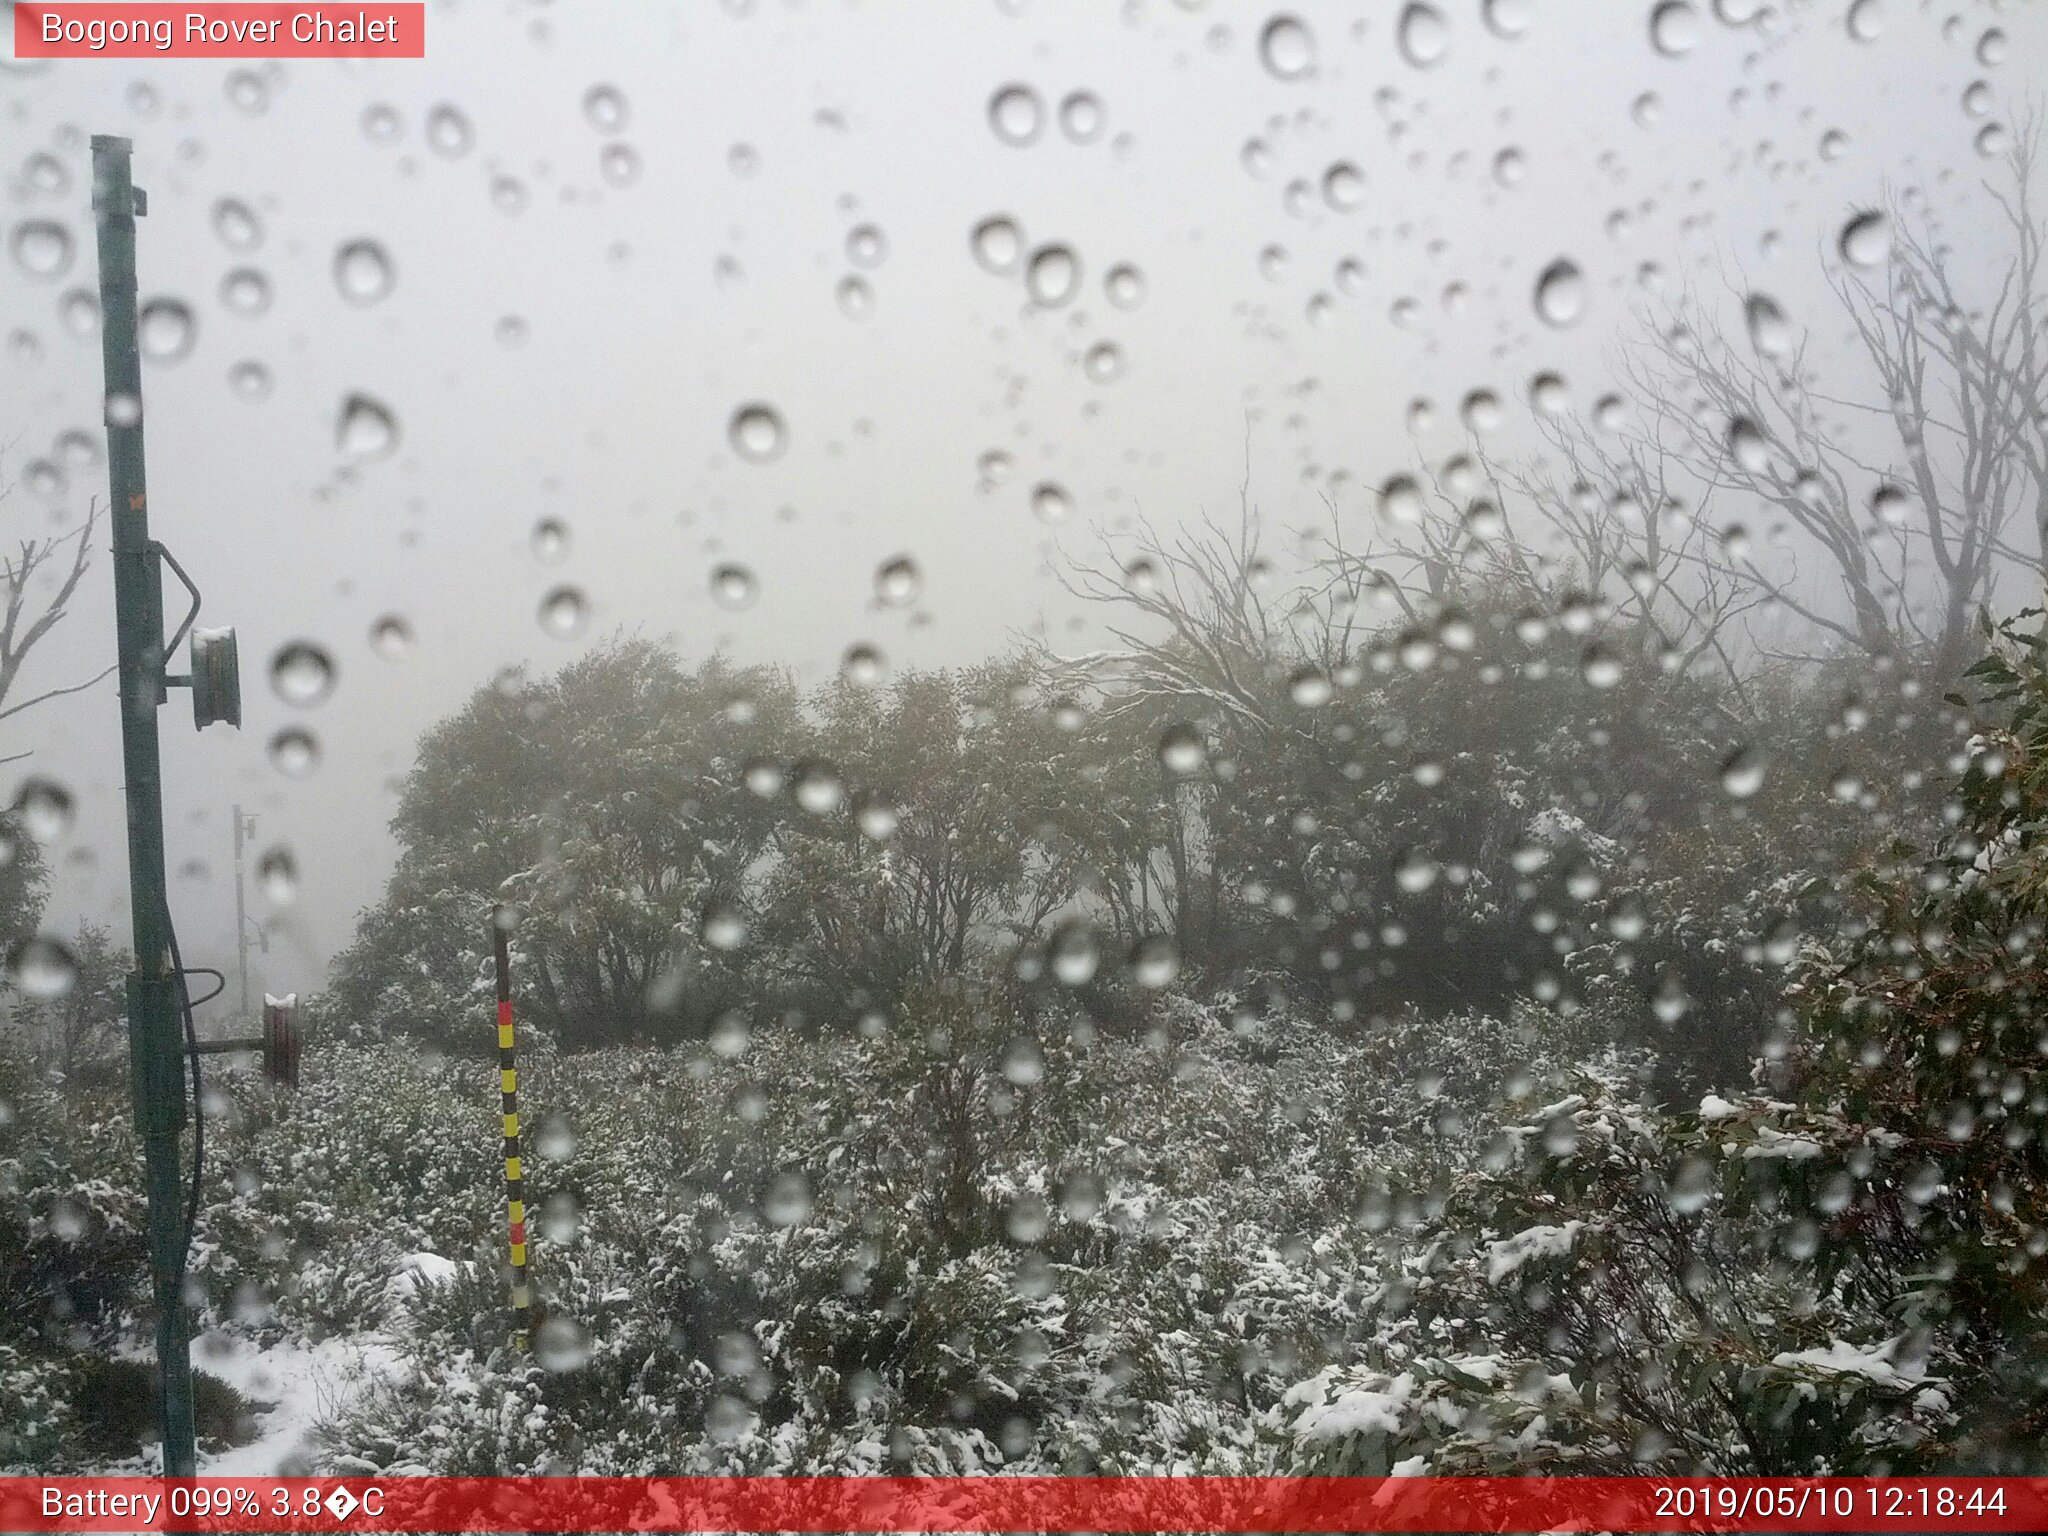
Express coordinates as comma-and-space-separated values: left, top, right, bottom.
491, 910, 531, 1351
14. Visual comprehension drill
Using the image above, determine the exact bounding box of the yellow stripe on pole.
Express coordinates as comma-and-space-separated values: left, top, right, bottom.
503, 1112, 519, 1138
510, 1242, 526, 1266
501, 1068, 517, 1094
508, 1199, 524, 1224
499, 1023, 515, 1049
505, 1155, 522, 1181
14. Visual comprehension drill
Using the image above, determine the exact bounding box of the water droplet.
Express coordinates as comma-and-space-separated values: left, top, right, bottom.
212, 199, 263, 251
228, 360, 272, 400
1846, 0, 1881, 42
1059, 90, 1105, 144
841, 643, 886, 686
1870, 484, 1911, 528
1025, 244, 1081, 307
257, 847, 299, 905
535, 1112, 576, 1161
268, 727, 320, 777
599, 142, 641, 187
138, 299, 196, 362
1977, 26, 2007, 67
425, 103, 473, 157
1158, 723, 1206, 776
1048, 920, 1101, 986
1259, 14, 1316, 79
1533, 259, 1586, 327
583, 83, 629, 134
1288, 667, 1333, 707
763, 1172, 812, 1227
971, 216, 1025, 275
710, 1011, 752, 1058
538, 585, 589, 638
1976, 123, 2010, 159
337, 394, 399, 460
224, 68, 268, 114
1482, 0, 1532, 38
1002, 1036, 1045, 1086
334, 239, 395, 305
1461, 389, 1503, 435
793, 761, 844, 815
534, 1315, 592, 1373
701, 901, 748, 951
1379, 474, 1425, 524
1493, 146, 1528, 187
855, 792, 898, 843
1727, 417, 1769, 474
1649, 0, 1701, 56
874, 555, 921, 607
1394, 847, 1439, 894
361, 102, 401, 142
219, 267, 271, 316
270, 642, 336, 706
1129, 934, 1178, 989
705, 1393, 757, 1443
531, 518, 571, 563
989, 83, 1044, 146
729, 403, 786, 463
1322, 160, 1366, 211
1083, 340, 1125, 383
1104, 262, 1146, 309
846, 223, 888, 269
370, 614, 414, 659
1580, 644, 1623, 690
7, 935, 78, 999
1744, 293, 1792, 360
1396, 3, 1450, 68
9, 220, 72, 280
1719, 745, 1767, 800
1031, 482, 1072, 523
12, 778, 74, 841
711, 563, 758, 611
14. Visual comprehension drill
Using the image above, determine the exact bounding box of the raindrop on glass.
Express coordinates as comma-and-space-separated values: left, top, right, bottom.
138, 299, 197, 362
1025, 244, 1081, 307
269, 642, 336, 706
9, 221, 73, 280
712, 563, 759, 611
989, 83, 1044, 146
729, 403, 786, 463
971, 216, 1025, 275
1258, 14, 1316, 80
337, 394, 399, 459
334, 239, 395, 305
1396, 3, 1449, 68
1533, 259, 1586, 327
538, 586, 589, 639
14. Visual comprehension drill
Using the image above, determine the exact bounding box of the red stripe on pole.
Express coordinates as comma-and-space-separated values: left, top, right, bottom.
498, 1000, 513, 1027
507, 1221, 526, 1244
4, 1477, 2046, 1533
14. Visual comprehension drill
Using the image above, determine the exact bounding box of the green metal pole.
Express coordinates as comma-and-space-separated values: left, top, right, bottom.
91, 133, 198, 1479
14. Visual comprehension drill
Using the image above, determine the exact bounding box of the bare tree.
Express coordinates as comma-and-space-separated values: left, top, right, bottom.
1604, 128, 2048, 678
0, 465, 111, 764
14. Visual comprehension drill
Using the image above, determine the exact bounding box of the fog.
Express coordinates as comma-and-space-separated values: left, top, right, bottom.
3, 0, 2039, 1010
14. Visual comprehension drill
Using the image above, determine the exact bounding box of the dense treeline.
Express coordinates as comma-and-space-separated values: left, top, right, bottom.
323, 576, 1948, 1098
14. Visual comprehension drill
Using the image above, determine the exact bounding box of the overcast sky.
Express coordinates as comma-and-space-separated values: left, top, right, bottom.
3, 0, 2040, 1017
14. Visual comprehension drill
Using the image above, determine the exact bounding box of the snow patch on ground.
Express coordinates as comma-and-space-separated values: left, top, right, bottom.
191, 1329, 405, 1476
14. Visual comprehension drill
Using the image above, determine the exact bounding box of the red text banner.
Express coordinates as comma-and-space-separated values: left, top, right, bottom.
4, 1475, 2048, 1533
14, 5, 425, 58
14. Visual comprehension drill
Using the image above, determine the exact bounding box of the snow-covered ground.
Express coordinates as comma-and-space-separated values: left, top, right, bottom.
94, 1253, 449, 1475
